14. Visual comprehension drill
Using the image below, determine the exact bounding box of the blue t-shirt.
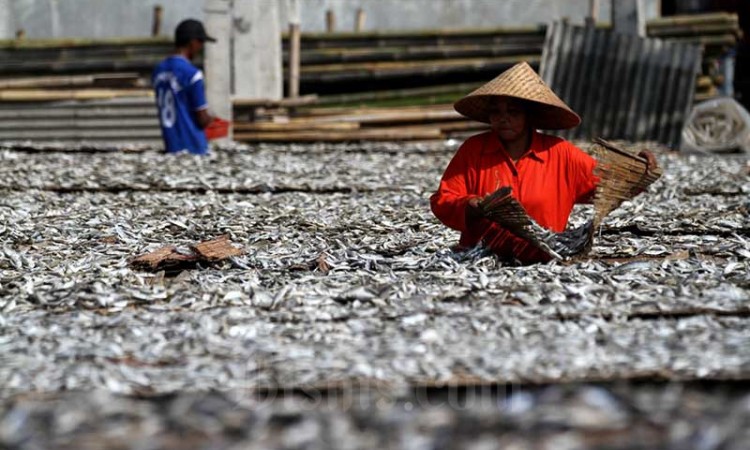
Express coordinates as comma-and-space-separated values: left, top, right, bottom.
152, 56, 209, 155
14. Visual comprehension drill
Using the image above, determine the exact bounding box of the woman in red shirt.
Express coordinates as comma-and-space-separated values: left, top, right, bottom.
430, 62, 657, 264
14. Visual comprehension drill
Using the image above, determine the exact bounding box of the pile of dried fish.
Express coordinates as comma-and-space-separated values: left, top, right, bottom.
479, 186, 593, 259
1, 382, 749, 449
0, 138, 748, 447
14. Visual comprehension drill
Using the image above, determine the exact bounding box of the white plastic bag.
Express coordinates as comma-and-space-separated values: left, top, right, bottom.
681, 97, 750, 154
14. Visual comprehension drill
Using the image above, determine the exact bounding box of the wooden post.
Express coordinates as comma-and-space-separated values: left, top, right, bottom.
288, 22, 301, 98
326, 9, 335, 33
355, 8, 365, 32
151, 5, 163, 36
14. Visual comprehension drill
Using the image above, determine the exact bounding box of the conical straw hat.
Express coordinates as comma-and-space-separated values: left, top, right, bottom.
454, 61, 581, 130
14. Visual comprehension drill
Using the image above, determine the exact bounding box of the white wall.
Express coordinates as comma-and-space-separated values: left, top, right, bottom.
0, 0, 662, 40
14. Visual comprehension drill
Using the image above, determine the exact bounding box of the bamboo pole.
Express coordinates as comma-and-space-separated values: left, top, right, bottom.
647, 23, 740, 37
326, 10, 336, 33
646, 12, 738, 28
233, 94, 318, 108
151, 5, 163, 37
314, 82, 481, 105
288, 22, 301, 98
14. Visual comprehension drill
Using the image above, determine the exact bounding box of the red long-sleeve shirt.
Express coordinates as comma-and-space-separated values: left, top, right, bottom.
430, 130, 598, 263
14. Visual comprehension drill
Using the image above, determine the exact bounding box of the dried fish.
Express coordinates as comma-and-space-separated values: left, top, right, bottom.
0, 139, 748, 448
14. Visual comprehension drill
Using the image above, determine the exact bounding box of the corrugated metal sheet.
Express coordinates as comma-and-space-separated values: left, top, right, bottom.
0, 97, 162, 145
539, 21, 702, 147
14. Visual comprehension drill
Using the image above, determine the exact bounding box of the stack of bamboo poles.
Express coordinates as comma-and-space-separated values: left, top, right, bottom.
233, 103, 488, 142
280, 27, 546, 106
646, 12, 741, 102
233, 27, 542, 142
0, 37, 171, 101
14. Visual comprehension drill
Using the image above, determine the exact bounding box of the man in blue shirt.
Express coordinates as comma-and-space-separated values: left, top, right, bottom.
153, 19, 216, 155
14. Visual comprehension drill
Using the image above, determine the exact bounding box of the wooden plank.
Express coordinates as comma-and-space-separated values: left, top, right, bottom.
281, 25, 548, 41
0, 73, 141, 89
234, 127, 443, 142
232, 95, 318, 108
0, 128, 163, 139
314, 82, 481, 105
0, 36, 172, 49
664, 34, 737, 46
0, 107, 158, 119
296, 55, 541, 74
0, 89, 152, 101
233, 122, 360, 131
287, 108, 461, 125
295, 103, 455, 116
0, 118, 158, 130
647, 23, 739, 38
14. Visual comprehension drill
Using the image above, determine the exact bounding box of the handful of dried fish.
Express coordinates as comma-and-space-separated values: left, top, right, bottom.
479, 187, 592, 259
479, 139, 662, 260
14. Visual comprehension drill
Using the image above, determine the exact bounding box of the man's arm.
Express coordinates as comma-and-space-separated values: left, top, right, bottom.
195, 108, 213, 129
187, 70, 213, 129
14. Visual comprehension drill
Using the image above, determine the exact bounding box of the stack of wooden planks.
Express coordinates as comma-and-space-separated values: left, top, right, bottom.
646, 12, 741, 102
0, 37, 171, 101
233, 103, 488, 143
233, 27, 541, 143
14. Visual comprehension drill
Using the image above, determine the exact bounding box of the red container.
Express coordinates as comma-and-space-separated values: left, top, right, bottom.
205, 118, 230, 140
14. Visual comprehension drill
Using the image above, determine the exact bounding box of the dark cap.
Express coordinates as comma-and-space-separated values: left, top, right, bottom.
175, 19, 216, 44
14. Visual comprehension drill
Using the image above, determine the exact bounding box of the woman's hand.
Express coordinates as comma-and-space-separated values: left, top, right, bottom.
638, 149, 658, 173
465, 197, 484, 223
